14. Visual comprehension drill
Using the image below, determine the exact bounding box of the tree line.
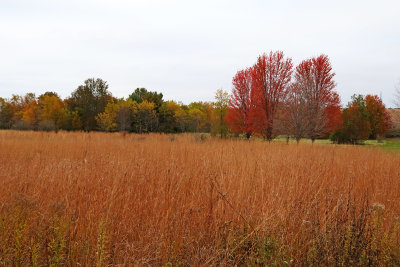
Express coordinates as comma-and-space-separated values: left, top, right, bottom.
226, 51, 393, 143
0, 79, 228, 135
0, 51, 394, 143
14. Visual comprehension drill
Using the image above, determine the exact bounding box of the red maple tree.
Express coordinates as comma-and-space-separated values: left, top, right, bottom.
277, 82, 312, 143
249, 51, 293, 140
225, 68, 253, 138
294, 54, 340, 141
325, 92, 342, 133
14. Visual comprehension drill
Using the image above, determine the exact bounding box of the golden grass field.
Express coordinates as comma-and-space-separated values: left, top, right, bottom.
1, 131, 400, 266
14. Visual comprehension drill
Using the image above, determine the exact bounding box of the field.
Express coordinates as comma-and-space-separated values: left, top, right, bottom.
1, 131, 400, 266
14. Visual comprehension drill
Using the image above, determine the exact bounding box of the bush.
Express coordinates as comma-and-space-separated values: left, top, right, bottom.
330, 130, 365, 145
11, 121, 32, 131
38, 120, 55, 132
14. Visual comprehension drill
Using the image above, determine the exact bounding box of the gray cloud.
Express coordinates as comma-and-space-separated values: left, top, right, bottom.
0, 0, 399, 106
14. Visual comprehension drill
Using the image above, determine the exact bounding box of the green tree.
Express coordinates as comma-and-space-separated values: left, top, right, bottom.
129, 88, 164, 112
330, 94, 391, 143
67, 78, 112, 131
71, 112, 83, 130
338, 99, 370, 143
0, 98, 14, 129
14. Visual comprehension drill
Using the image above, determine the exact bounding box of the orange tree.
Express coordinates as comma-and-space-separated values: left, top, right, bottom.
365, 94, 392, 139
331, 94, 392, 143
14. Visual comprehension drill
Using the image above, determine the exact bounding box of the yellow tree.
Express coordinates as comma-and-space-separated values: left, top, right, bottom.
21, 99, 40, 130
38, 93, 68, 131
174, 107, 189, 132
116, 99, 137, 131
134, 100, 158, 133
96, 102, 119, 132
96, 99, 138, 132
159, 101, 182, 132
9, 94, 31, 127
188, 108, 206, 132
213, 89, 230, 137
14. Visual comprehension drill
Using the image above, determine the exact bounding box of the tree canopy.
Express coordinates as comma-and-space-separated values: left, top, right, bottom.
0, 54, 396, 143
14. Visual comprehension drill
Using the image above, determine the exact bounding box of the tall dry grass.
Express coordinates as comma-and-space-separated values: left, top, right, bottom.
0, 130, 400, 265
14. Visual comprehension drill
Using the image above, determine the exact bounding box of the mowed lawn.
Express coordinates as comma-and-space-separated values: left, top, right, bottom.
274, 136, 400, 151
1, 131, 400, 266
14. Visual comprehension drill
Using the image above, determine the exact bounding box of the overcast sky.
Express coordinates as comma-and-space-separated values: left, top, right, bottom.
0, 0, 399, 106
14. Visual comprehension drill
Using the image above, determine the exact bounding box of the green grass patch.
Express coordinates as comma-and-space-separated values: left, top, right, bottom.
380, 139, 400, 151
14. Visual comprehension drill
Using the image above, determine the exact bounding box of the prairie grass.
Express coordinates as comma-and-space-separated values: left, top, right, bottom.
0, 130, 400, 265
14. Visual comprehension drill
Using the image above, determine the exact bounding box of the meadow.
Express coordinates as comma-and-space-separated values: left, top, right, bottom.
1, 131, 400, 266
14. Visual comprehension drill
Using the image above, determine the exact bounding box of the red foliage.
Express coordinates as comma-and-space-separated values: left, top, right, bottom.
228, 53, 343, 141
294, 54, 339, 140
341, 102, 371, 141
225, 68, 253, 138
249, 51, 293, 140
277, 82, 310, 142
365, 94, 392, 138
325, 92, 342, 133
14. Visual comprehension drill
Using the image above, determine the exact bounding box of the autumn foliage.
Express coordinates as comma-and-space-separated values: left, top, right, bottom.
331, 94, 392, 143
225, 69, 252, 138
365, 94, 392, 138
292, 55, 341, 140
250, 51, 293, 140
227, 52, 342, 142
0, 79, 228, 135
0, 53, 394, 143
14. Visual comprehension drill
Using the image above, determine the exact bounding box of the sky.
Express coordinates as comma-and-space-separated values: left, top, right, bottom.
0, 0, 399, 106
